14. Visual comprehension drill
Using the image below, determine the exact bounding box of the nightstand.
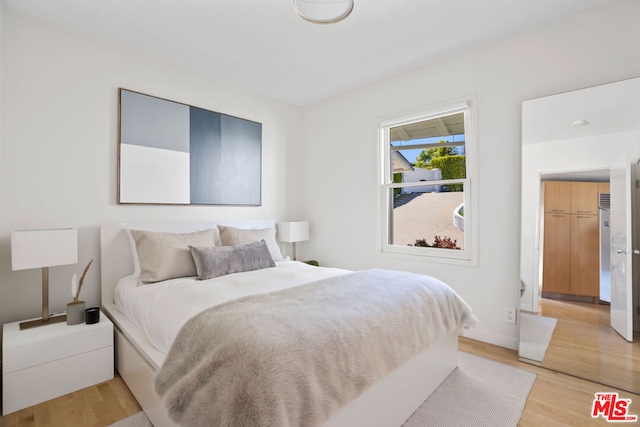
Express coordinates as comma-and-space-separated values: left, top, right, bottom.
2, 312, 114, 415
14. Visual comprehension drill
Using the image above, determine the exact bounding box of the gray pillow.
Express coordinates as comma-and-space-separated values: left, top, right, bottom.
189, 240, 276, 280
130, 229, 219, 284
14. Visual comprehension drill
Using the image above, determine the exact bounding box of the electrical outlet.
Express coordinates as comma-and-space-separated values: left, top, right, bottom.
505, 307, 517, 324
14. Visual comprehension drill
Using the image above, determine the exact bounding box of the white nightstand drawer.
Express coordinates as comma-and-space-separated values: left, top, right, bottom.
3, 317, 113, 373
2, 313, 114, 415
3, 346, 114, 414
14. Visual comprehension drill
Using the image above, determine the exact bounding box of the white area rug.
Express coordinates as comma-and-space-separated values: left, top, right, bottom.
403, 352, 535, 426
108, 411, 153, 427
110, 352, 535, 427
519, 313, 558, 362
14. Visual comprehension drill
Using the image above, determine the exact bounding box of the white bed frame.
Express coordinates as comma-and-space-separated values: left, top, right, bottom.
100, 220, 458, 427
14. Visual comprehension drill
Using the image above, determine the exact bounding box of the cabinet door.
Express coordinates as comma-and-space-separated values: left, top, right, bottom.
571, 182, 599, 215
569, 214, 600, 297
598, 182, 610, 195
544, 181, 571, 213
542, 213, 571, 294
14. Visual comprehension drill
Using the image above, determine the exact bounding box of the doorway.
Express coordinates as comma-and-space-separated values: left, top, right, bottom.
539, 178, 610, 303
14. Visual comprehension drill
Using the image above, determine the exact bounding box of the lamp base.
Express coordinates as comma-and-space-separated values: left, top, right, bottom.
19, 314, 67, 330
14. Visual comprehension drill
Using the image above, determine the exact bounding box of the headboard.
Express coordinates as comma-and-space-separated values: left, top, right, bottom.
100, 219, 276, 306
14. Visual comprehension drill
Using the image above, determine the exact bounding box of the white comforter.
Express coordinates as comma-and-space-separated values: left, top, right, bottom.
115, 260, 351, 353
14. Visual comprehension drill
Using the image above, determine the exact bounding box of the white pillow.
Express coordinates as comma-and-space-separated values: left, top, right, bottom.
126, 226, 222, 278
217, 225, 284, 262
129, 228, 221, 283
125, 228, 142, 278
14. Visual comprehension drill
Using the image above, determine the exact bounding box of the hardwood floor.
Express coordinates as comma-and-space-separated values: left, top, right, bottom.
460, 336, 639, 426
0, 374, 141, 427
2, 334, 638, 426
523, 298, 640, 392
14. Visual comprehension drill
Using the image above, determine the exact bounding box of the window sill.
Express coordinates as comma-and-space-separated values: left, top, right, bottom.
377, 247, 478, 267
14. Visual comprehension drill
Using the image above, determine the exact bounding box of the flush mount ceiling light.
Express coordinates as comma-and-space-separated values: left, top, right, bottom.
294, 0, 354, 24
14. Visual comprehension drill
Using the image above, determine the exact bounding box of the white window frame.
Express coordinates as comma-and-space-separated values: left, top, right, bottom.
377, 98, 478, 265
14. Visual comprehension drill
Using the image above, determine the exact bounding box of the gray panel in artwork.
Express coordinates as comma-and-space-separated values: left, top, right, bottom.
219, 115, 262, 205
120, 90, 190, 153
190, 107, 223, 204
189, 109, 261, 206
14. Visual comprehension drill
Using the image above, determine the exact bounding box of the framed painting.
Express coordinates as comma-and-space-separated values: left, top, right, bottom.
118, 88, 262, 205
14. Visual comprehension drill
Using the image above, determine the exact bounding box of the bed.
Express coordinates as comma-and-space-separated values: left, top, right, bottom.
100, 220, 476, 427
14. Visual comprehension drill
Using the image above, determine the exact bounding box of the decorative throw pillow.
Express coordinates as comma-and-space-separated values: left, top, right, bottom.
129, 229, 219, 283
189, 240, 276, 280
126, 227, 223, 278
217, 225, 284, 261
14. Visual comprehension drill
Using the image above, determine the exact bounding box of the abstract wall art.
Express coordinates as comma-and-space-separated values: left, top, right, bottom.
118, 88, 262, 205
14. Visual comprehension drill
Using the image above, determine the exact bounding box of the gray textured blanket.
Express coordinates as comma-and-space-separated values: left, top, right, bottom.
154, 269, 477, 427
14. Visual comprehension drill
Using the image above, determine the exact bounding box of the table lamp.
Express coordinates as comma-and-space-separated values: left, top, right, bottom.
278, 222, 309, 261
11, 228, 78, 330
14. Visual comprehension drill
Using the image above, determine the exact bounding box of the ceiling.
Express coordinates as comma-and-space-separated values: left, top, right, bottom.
522, 76, 640, 145
2, 0, 615, 105
522, 76, 640, 183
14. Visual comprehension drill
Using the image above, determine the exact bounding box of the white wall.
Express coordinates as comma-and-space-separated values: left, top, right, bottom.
301, 0, 640, 349
0, 10, 304, 326
3, 0, 640, 350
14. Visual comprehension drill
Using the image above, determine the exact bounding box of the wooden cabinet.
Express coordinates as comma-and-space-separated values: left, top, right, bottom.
598, 182, 610, 195
542, 213, 571, 294
570, 214, 600, 297
571, 182, 599, 215
544, 181, 571, 213
542, 180, 604, 300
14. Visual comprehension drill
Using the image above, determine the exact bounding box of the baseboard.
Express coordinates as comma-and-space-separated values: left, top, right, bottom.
462, 328, 519, 350
541, 291, 597, 304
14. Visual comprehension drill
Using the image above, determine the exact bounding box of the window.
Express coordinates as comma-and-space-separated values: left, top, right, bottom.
378, 100, 477, 263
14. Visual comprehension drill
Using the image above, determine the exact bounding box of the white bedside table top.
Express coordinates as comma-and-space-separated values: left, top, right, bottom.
3, 312, 113, 349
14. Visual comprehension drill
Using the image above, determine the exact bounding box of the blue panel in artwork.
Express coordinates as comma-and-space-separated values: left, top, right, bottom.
190, 107, 222, 204
189, 108, 262, 205
219, 115, 262, 205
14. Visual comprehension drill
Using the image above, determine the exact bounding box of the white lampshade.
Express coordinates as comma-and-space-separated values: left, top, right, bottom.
11, 228, 78, 330
278, 222, 310, 243
12, 229, 78, 270
294, 0, 354, 24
